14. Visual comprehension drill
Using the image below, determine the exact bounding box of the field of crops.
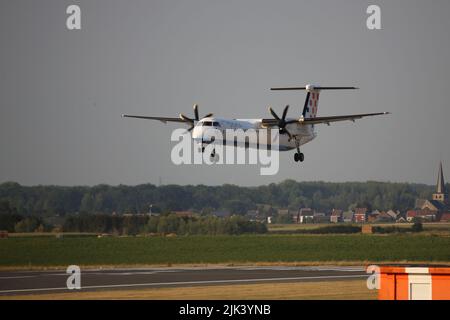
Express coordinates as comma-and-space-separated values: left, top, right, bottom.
0, 234, 449, 267
268, 222, 450, 233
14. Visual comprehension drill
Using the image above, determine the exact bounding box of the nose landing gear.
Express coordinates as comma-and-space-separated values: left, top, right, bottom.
200, 145, 219, 162
209, 148, 219, 162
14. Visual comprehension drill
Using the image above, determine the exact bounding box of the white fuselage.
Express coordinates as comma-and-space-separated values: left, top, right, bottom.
192, 117, 316, 151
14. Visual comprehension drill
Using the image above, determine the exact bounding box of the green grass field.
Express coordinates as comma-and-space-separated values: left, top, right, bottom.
268, 222, 450, 233
0, 234, 449, 267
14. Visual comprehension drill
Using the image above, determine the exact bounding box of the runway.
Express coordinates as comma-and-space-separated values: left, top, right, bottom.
0, 266, 367, 296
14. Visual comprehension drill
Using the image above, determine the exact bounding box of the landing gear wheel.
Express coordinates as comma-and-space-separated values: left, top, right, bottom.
293, 138, 304, 163
294, 152, 305, 162
209, 149, 219, 162
211, 154, 219, 162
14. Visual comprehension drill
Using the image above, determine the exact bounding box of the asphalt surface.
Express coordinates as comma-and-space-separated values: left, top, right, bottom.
0, 266, 367, 296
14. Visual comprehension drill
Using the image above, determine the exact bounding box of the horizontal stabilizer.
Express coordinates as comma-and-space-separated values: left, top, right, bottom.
271, 86, 358, 91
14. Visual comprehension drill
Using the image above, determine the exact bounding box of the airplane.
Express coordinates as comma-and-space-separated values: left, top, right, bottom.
122, 84, 390, 163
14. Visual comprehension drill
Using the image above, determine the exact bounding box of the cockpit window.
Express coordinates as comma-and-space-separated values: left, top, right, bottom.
201, 121, 220, 127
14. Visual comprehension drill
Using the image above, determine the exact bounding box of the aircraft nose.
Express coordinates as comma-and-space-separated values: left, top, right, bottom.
192, 127, 217, 143
192, 126, 203, 141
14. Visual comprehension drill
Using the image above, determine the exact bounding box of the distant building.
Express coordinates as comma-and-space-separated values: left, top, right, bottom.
433, 162, 448, 202
406, 209, 437, 222
343, 211, 354, 223
330, 209, 343, 223
414, 162, 450, 222
421, 199, 448, 212
386, 210, 399, 220
313, 212, 328, 223
368, 210, 380, 223
275, 208, 294, 223
377, 211, 395, 222
293, 211, 300, 224
354, 208, 368, 223
299, 208, 314, 224
277, 209, 290, 216
396, 216, 407, 223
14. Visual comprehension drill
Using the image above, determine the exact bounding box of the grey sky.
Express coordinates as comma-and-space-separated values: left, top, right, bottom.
1, 0, 449, 186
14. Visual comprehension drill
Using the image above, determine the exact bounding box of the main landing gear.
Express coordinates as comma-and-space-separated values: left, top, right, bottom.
294, 139, 304, 163
294, 152, 304, 162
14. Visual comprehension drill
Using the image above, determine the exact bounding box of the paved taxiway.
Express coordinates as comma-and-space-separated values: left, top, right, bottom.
0, 266, 367, 296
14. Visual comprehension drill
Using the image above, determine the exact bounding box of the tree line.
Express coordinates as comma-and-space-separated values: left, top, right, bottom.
0, 180, 439, 217
0, 201, 49, 232
0, 200, 267, 235
63, 213, 267, 235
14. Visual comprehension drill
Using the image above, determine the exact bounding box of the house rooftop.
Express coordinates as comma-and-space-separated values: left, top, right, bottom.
299, 208, 314, 216
331, 209, 343, 216
354, 208, 368, 215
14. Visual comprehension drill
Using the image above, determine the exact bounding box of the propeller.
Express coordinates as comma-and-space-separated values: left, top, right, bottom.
268, 105, 296, 141
180, 104, 213, 132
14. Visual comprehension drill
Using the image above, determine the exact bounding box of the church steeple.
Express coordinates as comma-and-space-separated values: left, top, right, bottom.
433, 162, 447, 202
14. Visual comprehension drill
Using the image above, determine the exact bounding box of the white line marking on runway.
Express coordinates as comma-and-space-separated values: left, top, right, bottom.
0, 276, 36, 280
238, 266, 364, 272
0, 274, 367, 294
0, 270, 179, 279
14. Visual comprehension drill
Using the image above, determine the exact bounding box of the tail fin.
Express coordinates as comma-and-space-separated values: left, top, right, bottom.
270, 84, 358, 119
303, 87, 320, 118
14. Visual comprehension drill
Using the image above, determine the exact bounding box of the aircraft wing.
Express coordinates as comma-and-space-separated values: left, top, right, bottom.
122, 114, 186, 124
300, 112, 390, 125
261, 112, 389, 127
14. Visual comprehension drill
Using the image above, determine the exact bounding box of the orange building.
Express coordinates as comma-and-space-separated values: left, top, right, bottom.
379, 266, 450, 300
